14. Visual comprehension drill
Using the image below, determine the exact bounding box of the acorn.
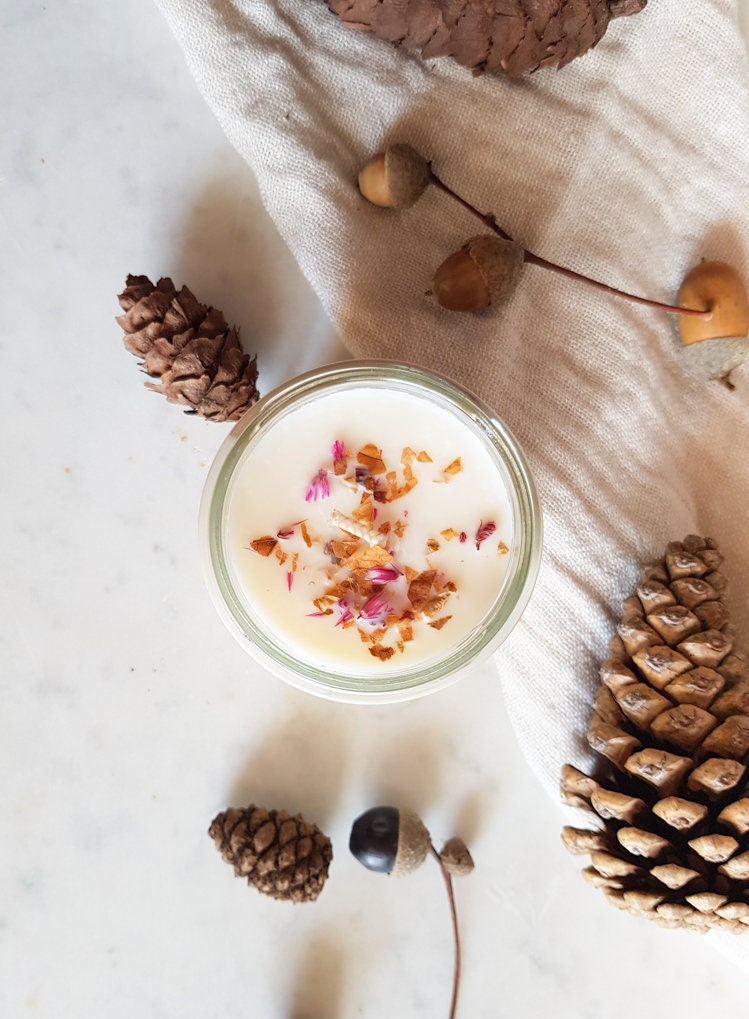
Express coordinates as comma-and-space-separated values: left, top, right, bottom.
676, 261, 749, 384
349, 805, 432, 875
432, 235, 525, 312
357, 143, 431, 209
439, 837, 475, 877
677, 261, 749, 345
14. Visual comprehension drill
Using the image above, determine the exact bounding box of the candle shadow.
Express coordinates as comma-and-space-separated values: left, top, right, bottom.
286, 927, 345, 1019
356, 724, 448, 817
228, 702, 351, 826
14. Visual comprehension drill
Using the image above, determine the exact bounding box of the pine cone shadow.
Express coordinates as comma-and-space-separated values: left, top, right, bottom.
229, 704, 351, 827
287, 928, 344, 1019
173, 159, 348, 396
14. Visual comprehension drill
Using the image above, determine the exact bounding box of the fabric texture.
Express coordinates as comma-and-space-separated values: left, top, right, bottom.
154, 0, 749, 966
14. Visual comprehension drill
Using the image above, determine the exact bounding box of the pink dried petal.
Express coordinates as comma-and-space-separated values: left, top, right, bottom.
332, 439, 346, 460
359, 593, 390, 624
305, 469, 331, 502
277, 526, 295, 540
335, 599, 355, 626
306, 610, 325, 617
459, 531, 467, 543
286, 572, 294, 592
366, 564, 402, 584
475, 520, 496, 550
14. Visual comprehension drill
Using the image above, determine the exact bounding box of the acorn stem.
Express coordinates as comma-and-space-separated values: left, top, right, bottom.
430, 843, 461, 1019
427, 166, 712, 320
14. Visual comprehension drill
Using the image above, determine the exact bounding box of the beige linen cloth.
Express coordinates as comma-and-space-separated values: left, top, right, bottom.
155, 0, 749, 967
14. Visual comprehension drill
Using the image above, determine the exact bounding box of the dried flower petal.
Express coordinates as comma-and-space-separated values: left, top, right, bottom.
429, 615, 452, 630
370, 644, 395, 661
408, 570, 436, 612
366, 564, 402, 584
475, 520, 496, 550
332, 439, 347, 475
357, 443, 387, 476
249, 536, 278, 557
306, 469, 331, 502
443, 457, 462, 477
359, 593, 390, 624
335, 599, 355, 626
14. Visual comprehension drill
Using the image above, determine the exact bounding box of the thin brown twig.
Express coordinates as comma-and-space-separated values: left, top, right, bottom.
430, 844, 461, 1019
427, 167, 712, 320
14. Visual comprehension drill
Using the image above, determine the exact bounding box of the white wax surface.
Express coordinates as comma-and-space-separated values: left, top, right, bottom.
224, 385, 515, 675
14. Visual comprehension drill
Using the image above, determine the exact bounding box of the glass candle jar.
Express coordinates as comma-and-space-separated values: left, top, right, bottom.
200, 361, 541, 702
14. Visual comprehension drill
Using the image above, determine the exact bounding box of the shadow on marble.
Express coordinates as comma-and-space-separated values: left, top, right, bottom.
229, 705, 350, 826
172, 166, 348, 395
287, 927, 345, 1019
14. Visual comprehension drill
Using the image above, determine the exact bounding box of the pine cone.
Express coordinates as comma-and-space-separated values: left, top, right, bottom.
561, 536, 749, 933
325, 0, 647, 78
116, 275, 259, 422
208, 805, 333, 903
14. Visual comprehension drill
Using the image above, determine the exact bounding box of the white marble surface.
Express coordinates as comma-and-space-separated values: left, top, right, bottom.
2, 3, 749, 1017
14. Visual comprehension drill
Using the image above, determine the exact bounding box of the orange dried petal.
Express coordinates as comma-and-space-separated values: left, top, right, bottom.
357, 443, 387, 475
250, 536, 278, 557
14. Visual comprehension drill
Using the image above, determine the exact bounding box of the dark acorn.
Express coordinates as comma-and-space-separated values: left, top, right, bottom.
349, 805, 431, 875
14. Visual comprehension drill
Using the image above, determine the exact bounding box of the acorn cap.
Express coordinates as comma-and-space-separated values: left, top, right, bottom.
439, 837, 475, 877
358, 144, 430, 209
392, 807, 432, 876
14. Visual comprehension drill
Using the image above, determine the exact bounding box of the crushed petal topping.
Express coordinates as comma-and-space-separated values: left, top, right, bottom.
247, 439, 506, 662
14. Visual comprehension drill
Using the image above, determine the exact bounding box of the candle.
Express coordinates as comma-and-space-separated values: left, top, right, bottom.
201, 363, 540, 700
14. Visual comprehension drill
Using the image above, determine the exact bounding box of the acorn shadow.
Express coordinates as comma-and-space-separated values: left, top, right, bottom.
356, 724, 449, 817
287, 927, 345, 1019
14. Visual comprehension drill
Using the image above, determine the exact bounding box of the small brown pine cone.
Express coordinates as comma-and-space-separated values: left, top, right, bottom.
326, 0, 646, 78
561, 536, 749, 934
208, 805, 333, 903
116, 275, 259, 422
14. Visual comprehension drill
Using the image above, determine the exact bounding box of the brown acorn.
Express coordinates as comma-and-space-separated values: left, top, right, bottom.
358, 143, 431, 209
432, 235, 525, 312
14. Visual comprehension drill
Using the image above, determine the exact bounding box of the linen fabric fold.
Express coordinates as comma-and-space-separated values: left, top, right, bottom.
154, 0, 749, 968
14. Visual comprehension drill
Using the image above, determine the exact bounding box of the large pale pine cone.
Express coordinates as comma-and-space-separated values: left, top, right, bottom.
562, 536, 749, 933
325, 0, 647, 78
209, 805, 333, 903
116, 275, 259, 422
